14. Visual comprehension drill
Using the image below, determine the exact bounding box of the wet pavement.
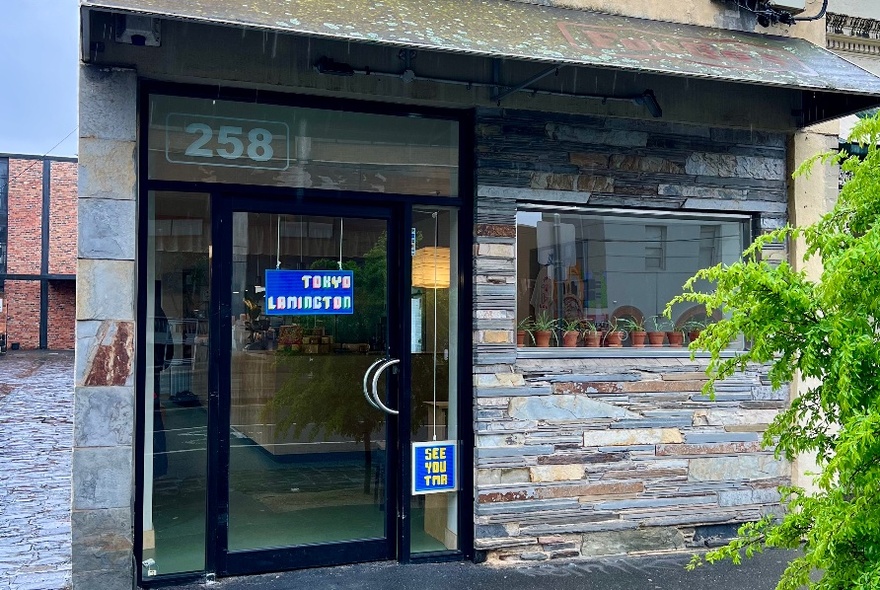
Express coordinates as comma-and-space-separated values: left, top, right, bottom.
0, 351, 74, 590
173, 549, 799, 590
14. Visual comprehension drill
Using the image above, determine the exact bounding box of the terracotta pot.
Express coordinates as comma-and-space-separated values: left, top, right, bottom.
647, 331, 666, 346
688, 330, 701, 344
517, 330, 527, 347
604, 331, 624, 347
583, 333, 601, 347
562, 330, 579, 347
630, 331, 647, 347
666, 331, 684, 347
534, 330, 553, 347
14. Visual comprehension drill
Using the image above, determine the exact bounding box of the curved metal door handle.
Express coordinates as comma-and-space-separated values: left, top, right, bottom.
371, 358, 400, 416
362, 358, 387, 410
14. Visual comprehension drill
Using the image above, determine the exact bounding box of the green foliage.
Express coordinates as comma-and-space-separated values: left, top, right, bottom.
308, 232, 388, 344
581, 319, 600, 334
674, 114, 880, 589
649, 314, 673, 332
531, 310, 558, 331
617, 317, 646, 332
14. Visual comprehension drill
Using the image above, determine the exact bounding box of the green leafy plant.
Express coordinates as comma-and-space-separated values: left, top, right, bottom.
671, 113, 880, 590
649, 314, 673, 332
682, 318, 709, 332
531, 311, 558, 331
530, 311, 558, 346
581, 319, 600, 334
517, 316, 535, 346
560, 317, 583, 332
518, 316, 534, 331
617, 317, 646, 333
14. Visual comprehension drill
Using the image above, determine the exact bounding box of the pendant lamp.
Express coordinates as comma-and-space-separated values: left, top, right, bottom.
411, 247, 450, 289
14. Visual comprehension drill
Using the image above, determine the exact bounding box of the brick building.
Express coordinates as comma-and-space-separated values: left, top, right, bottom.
0, 154, 77, 350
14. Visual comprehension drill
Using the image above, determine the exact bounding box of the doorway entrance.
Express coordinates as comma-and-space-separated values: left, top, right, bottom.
139, 89, 471, 584
140, 191, 464, 581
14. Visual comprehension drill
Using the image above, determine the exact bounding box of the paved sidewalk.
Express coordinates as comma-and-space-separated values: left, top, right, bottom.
173, 550, 797, 590
0, 351, 74, 590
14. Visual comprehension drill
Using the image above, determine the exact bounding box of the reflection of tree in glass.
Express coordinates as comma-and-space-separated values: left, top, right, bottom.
307, 232, 387, 345
268, 232, 439, 493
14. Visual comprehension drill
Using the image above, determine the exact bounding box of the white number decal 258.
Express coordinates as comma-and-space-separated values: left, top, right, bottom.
184, 123, 274, 162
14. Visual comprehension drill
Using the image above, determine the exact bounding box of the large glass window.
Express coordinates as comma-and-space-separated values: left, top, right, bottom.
516, 209, 749, 350
147, 95, 459, 197
143, 192, 210, 578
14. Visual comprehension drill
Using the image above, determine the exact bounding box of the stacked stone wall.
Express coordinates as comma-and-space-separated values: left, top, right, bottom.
72, 65, 138, 589
473, 108, 790, 561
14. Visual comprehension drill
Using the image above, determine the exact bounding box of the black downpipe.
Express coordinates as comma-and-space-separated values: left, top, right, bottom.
39, 160, 50, 349
794, 0, 828, 21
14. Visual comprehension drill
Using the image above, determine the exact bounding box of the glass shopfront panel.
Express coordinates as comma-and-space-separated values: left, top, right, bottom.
143, 192, 211, 578
227, 212, 391, 552
147, 95, 459, 197
409, 208, 459, 553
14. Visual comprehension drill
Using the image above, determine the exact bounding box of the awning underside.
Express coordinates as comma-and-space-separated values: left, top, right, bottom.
82, 0, 880, 125
82, 0, 880, 96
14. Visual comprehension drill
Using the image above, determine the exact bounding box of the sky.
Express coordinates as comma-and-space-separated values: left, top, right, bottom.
0, 0, 80, 157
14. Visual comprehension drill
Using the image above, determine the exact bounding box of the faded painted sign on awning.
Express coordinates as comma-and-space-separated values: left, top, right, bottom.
81, 0, 880, 96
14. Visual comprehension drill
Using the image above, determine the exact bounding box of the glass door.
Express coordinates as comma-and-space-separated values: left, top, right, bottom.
219, 205, 400, 574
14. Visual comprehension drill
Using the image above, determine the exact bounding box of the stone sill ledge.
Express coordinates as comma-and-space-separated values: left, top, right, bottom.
516, 348, 743, 359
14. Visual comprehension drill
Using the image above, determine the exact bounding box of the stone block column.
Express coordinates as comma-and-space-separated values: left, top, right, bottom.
787, 121, 840, 495
72, 65, 138, 590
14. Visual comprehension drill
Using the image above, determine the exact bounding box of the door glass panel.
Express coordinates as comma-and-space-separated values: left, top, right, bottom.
410, 208, 459, 553
228, 212, 390, 551
143, 192, 211, 578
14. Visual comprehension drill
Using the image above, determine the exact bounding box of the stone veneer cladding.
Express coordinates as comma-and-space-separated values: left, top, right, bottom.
472, 108, 790, 561
72, 65, 138, 590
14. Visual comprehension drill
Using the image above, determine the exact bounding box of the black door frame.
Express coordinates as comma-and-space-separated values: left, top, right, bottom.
134, 82, 476, 588
212, 195, 405, 576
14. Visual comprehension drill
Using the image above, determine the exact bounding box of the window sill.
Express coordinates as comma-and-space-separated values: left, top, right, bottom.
516, 347, 744, 359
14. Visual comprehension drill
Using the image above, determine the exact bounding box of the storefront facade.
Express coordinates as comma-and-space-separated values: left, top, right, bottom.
74, 1, 880, 587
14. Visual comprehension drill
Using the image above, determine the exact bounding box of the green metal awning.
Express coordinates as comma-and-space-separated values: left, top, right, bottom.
81, 0, 880, 105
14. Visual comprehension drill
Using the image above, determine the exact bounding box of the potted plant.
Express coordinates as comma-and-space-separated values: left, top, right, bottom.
517, 317, 534, 347
582, 320, 602, 347
648, 315, 671, 347
683, 319, 709, 343
560, 318, 582, 347
531, 311, 558, 347
666, 321, 686, 347
603, 318, 626, 347
618, 317, 647, 347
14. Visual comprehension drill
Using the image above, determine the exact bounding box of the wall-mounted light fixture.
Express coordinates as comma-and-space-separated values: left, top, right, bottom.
313, 56, 663, 117
634, 91, 663, 118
